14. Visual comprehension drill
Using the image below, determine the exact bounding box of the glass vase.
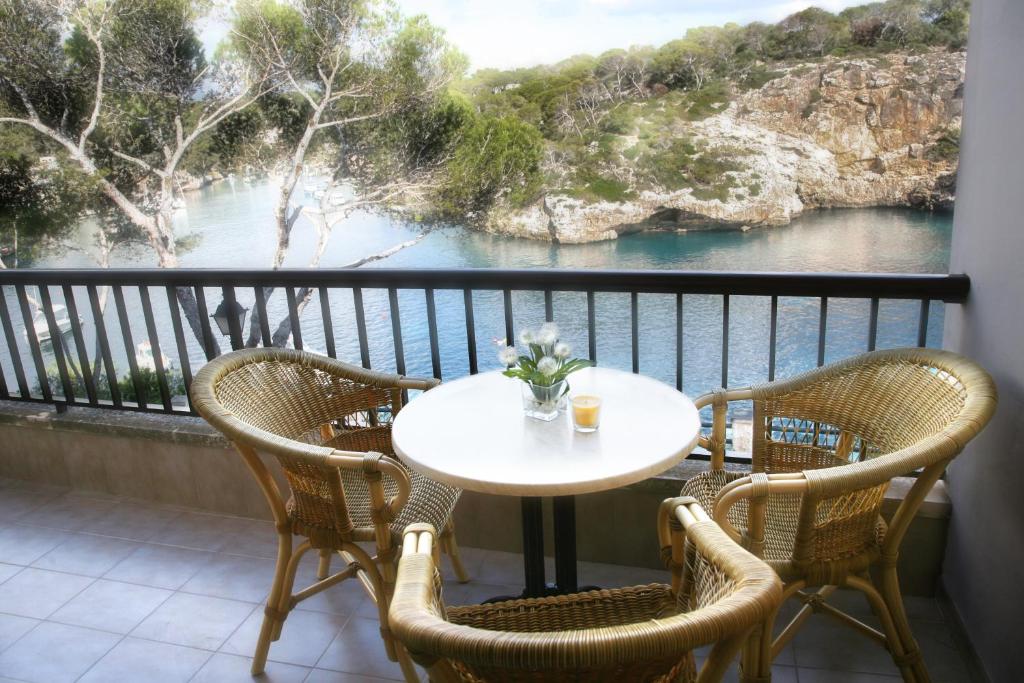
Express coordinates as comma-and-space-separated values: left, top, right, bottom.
521, 380, 567, 421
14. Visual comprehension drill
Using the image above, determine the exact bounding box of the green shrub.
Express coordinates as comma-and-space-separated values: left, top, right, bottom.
927, 128, 960, 162
582, 176, 636, 202
34, 363, 187, 406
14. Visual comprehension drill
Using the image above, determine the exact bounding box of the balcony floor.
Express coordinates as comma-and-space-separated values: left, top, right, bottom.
0, 476, 983, 683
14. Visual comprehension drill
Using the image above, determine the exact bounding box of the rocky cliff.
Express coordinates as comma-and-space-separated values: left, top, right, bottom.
484, 49, 964, 243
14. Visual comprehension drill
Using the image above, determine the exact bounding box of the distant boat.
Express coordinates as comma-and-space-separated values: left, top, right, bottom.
24, 304, 80, 344
136, 341, 173, 372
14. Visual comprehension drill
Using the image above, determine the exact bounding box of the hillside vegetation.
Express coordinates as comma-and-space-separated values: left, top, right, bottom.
443, 0, 969, 242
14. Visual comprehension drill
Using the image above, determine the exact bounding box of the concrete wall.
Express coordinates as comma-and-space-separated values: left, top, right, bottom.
941, 1, 1024, 680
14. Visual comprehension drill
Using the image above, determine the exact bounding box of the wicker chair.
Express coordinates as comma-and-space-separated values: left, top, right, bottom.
680, 348, 996, 683
190, 348, 470, 678
389, 499, 782, 682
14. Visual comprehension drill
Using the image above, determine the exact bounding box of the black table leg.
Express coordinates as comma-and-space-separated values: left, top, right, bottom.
521, 496, 547, 597
552, 495, 578, 593
484, 495, 594, 602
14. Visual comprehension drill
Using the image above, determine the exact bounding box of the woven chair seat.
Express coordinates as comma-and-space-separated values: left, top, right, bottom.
287, 464, 462, 548
680, 469, 886, 582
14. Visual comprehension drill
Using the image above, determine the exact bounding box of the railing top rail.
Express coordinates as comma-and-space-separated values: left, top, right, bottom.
0, 268, 970, 302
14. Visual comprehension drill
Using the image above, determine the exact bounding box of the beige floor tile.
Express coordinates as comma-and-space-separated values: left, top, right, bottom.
191, 652, 311, 683
0, 613, 38, 653
49, 578, 172, 634
19, 493, 119, 532
131, 592, 256, 650
0, 567, 94, 619
78, 501, 183, 542
316, 616, 405, 680
0, 621, 120, 683
180, 552, 277, 603
78, 636, 212, 683
0, 487, 62, 522
222, 605, 349, 667
215, 518, 280, 559
103, 543, 215, 590
0, 563, 19, 585
797, 669, 902, 682
306, 669, 406, 682
0, 524, 71, 566
793, 612, 902, 675
578, 559, 666, 587
149, 510, 254, 553
31, 532, 139, 577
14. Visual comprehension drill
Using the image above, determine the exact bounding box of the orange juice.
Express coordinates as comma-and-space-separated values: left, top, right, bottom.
571, 395, 602, 432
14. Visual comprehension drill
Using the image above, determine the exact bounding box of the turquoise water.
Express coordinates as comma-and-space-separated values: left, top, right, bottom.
9, 179, 953, 402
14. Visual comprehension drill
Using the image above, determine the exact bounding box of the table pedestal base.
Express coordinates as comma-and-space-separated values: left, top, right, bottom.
484, 495, 598, 602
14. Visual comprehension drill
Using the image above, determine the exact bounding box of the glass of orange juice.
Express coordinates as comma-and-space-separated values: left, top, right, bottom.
571, 395, 602, 433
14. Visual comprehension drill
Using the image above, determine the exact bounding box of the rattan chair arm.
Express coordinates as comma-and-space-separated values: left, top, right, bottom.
712, 473, 808, 545
324, 450, 413, 520
391, 514, 781, 672
397, 376, 441, 392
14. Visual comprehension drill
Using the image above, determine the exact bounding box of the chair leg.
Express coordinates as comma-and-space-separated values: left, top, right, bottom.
252, 531, 293, 675
317, 548, 332, 580
439, 519, 470, 584
846, 574, 924, 683
740, 609, 777, 683
270, 541, 312, 641
396, 642, 421, 682
878, 566, 930, 683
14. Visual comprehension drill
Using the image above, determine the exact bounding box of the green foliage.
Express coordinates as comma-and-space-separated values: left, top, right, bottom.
927, 127, 960, 161
35, 363, 187, 406
737, 66, 785, 91
579, 175, 636, 203
437, 112, 544, 215
499, 324, 592, 388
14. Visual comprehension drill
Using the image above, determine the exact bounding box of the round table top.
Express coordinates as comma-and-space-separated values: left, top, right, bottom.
392, 367, 701, 497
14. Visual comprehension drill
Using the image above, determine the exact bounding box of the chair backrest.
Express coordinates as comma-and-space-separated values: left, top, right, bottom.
191, 348, 430, 540
391, 510, 781, 682
731, 348, 996, 579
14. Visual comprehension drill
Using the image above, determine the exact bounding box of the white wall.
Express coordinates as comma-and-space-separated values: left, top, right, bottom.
942, 1, 1024, 680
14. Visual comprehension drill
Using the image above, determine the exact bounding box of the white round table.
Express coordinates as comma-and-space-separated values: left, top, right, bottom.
392, 367, 700, 597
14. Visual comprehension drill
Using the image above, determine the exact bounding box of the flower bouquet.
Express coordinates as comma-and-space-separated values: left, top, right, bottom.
498, 322, 593, 421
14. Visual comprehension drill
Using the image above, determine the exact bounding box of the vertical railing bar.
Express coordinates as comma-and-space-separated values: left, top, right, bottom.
586, 291, 596, 363
139, 286, 173, 411
463, 289, 477, 375
503, 289, 514, 347
285, 286, 303, 350
221, 286, 244, 351
388, 288, 406, 376
113, 285, 147, 408
318, 286, 336, 358
38, 285, 75, 404
353, 287, 371, 369
63, 285, 97, 405
0, 348, 7, 399
88, 285, 122, 407
721, 294, 730, 388
868, 297, 880, 352
253, 285, 272, 347
0, 289, 29, 398
193, 286, 217, 361
675, 293, 683, 391
917, 299, 930, 348
817, 296, 828, 367
15, 284, 51, 402
425, 288, 442, 379
630, 291, 639, 373
165, 286, 193, 396
768, 295, 778, 382
544, 290, 553, 323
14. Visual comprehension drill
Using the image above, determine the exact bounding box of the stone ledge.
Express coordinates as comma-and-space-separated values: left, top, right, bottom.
0, 401, 950, 517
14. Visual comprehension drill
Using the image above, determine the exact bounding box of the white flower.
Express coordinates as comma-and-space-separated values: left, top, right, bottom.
498, 346, 519, 366
537, 356, 558, 376
553, 342, 571, 359
537, 322, 559, 346
519, 329, 534, 345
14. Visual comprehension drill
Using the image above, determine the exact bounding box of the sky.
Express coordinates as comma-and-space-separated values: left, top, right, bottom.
396, 0, 870, 71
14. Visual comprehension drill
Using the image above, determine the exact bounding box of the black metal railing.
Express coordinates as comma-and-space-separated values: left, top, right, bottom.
0, 268, 970, 417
